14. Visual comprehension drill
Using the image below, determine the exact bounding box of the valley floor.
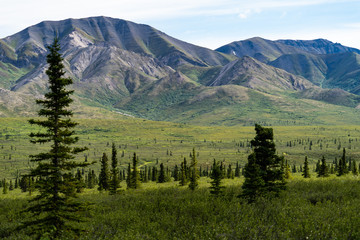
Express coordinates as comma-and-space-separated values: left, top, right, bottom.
1, 175, 360, 239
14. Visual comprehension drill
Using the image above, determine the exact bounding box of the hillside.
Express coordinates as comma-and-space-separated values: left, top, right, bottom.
1, 17, 360, 125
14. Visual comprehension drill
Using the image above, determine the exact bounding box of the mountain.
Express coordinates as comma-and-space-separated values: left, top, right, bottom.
1, 17, 360, 125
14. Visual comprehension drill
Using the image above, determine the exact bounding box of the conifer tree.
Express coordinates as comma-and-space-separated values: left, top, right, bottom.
352, 160, 358, 176
318, 156, 329, 177
338, 148, 348, 176
129, 153, 141, 189
302, 156, 311, 178
109, 143, 120, 194
189, 148, 199, 190
2, 179, 8, 194
173, 164, 179, 181
235, 162, 240, 177
23, 38, 89, 238
284, 159, 292, 179
158, 163, 166, 183
241, 124, 285, 202
98, 153, 110, 191
209, 159, 224, 196
179, 158, 189, 186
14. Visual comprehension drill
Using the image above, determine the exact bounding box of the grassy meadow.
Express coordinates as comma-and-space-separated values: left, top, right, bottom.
2, 175, 360, 239
2, 117, 360, 239
1, 117, 360, 179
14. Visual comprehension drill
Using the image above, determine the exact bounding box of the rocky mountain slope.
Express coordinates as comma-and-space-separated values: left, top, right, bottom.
1, 16, 360, 125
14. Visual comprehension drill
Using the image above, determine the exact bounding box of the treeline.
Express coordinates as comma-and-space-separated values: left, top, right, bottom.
2, 147, 359, 195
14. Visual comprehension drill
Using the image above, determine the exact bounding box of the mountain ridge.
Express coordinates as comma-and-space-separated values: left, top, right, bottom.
1, 16, 360, 125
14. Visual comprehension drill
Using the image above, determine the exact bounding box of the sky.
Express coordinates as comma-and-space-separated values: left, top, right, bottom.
1, 0, 360, 49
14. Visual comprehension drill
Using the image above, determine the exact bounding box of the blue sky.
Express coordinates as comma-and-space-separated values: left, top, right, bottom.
1, 0, 360, 49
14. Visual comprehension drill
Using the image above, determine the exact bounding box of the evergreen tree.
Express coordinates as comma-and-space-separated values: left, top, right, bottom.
2, 179, 8, 194
241, 124, 285, 202
158, 163, 166, 183
189, 148, 199, 190
338, 148, 348, 176
227, 164, 234, 179
302, 156, 311, 178
284, 159, 292, 179
19, 175, 29, 192
235, 162, 240, 177
352, 160, 358, 176
173, 164, 179, 181
129, 153, 141, 189
23, 38, 89, 238
98, 153, 110, 191
318, 156, 329, 177
109, 143, 120, 195
179, 158, 189, 186
75, 169, 85, 193
209, 159, 224, 196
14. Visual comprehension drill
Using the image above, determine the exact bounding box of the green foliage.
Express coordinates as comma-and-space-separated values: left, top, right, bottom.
128, 153, 141, 189
179, 158, 189, 186
109, 143, 120, 194
337, 148, 348, 176
209, 160, 224, 196
188, 148, 199, 190
242, 124, 286, 202
302, 156, 311, 178
4, 178, 360, 239
317, 156, 330, 177
98, 153, 110, 191
157, 163, 166, 183
21, 38, 90, 239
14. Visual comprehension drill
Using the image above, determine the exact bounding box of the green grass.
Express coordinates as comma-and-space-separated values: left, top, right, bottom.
1, 118, 360, 180
2, 175, 360, 239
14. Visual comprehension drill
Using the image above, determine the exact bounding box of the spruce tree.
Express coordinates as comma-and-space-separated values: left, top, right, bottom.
109, 143, 120, 194
338, 148, 348, 176
209, 159, 224, 196
352, 160, 358, 176
23, 38, 89, 238
302, 156, 311, 178
2, 179, 8, 194
179, 158, 189, 186
158, 163, 166, 183
173, 164, 179, 181
241, 124, 285, 202
318, 156, 329, 177
235, 162, 240, 177
129, 153, 141, 189
284, 159, 292, 180
98, 153, 110, 191
189, 148, 199, 190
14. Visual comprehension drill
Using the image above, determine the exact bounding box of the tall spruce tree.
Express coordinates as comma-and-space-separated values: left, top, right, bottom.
129, 153, 141, 189
209, 159, 224, 196
302, 156, 311, 178
158, 163, 166, 183
109, 143, 120, 194
98, 153, 110, 191
179, 158, 189, 186
318, 156, 329, 177
338, 148, 348, 176
23, 38, 89, 238
189, 148, 199, 190
241, 124, 285, 202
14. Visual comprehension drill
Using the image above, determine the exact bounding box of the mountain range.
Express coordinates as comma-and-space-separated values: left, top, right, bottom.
1, 16, 360, 125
